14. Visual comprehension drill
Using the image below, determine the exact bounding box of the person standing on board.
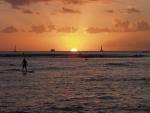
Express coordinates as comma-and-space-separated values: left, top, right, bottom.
22, 58, 28, 72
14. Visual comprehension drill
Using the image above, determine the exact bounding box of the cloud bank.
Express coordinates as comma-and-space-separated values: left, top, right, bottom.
87, 20, 150, 33
61, 7, 80, 14
4, 0, 114, 8
1, 26, 18, 33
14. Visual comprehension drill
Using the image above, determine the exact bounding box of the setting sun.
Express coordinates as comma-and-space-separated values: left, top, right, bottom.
71, 48, 78, 52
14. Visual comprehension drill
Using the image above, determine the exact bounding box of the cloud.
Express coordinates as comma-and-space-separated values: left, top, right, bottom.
61, 7, 80, 14
48, 24, 55, 32
86, 20, 150, 33
121, 7, 140, 14
135, 21, 150, 31
22, 9, 33, 14
61, 0, 114, 5
4, 0, 109, 8
30, 25, 47, 33
86, 27, 111, 33
114, 19, 132, 32
5, 0, 50, 8
1, 26, 18, 33
126, 8, 140, 13
61, 0, 99, 4
29, 24, 55, 33
104, 9, 114, 13
30, 25, 77, 33
5, 0, 31, 8
57, 27, 78, 33
114, 19, 150, 32
1, 25, 77, 34
105, 8, 140, 14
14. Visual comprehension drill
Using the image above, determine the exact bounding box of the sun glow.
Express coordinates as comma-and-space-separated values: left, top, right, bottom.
71, 48, 78, 52
60, 33, 89, 51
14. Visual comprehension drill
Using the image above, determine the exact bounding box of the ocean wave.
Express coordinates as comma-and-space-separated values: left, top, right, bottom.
50, 105, 84, 111
83, 77, 150, 82
98, 96, 120, 100
105, 62, 130, 67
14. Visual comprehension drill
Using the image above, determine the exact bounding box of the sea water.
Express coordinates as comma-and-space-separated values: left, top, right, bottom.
0, 54, 150, 113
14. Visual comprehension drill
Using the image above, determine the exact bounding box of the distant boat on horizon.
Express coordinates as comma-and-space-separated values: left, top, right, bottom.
50, 49, 55, 52
100, 45, 104, 52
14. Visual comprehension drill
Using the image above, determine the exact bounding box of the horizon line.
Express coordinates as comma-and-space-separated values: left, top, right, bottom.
0, 50, 150, 52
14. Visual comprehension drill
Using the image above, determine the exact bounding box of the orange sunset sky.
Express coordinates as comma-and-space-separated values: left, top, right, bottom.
0, 0, 150, 51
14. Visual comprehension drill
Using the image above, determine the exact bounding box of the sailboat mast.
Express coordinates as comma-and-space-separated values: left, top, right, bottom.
100, 45, 103, 52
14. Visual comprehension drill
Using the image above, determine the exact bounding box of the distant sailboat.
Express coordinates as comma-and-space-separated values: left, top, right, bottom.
100, 45, 104, 52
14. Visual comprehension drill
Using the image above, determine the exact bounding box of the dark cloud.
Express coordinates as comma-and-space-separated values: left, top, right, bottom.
1, 26, 18, 33
86, 27, 111, 33
30, 25, 77, 33
5, 0, 31, 8
29, 24, 55, 33
114, 19, 131, 32
5, 0, 50, 8
61, 0, 99, 4
114, 20, 150, 32
1, 24, 77, 34
30, 25, 47, 33
61, 7, 80, 14
135, 21, 150, 31
57, 27, 78, 33
121, 7, 141, 14
4, 0, 108, 8
22, 9, 33, 14
104, 9, 114, 13
87, 20, 150, 33
48, 24, 55, 32
62, 0, 114, 5
105, 8, 140, 14
126, 8, 140, 13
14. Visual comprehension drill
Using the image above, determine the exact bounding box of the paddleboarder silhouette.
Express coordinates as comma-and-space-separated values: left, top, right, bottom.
22, 58, 28, 72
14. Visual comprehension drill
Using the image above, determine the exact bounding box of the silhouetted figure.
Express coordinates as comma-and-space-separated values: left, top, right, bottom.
22, 58, 28, 72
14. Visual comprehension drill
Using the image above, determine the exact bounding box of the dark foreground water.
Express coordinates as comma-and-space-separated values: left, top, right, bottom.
0, 57, 150, 113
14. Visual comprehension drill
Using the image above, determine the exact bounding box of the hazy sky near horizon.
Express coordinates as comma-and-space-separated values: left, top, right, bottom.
0, 0, 150, 51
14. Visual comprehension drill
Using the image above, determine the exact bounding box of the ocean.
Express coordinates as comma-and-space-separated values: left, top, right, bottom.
0, 52, 150, 113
